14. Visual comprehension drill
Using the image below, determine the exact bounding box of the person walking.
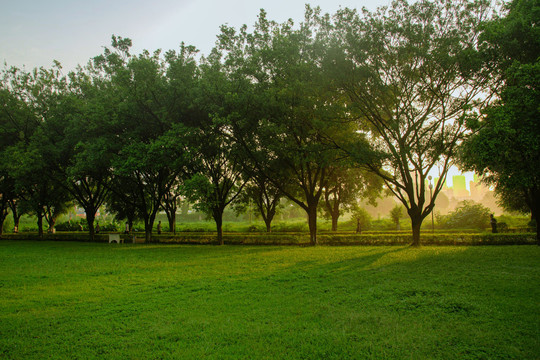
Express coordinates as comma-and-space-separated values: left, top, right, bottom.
490, 214, 498, 233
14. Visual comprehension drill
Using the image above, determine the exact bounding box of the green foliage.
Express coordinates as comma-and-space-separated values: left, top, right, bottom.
459, 0, 540, 242
55, 219, 88, 232
4, 1, 538, 246
351, 207, 372, 231
389, 205, 404, 227
5, 230, 537, 246
232, 177, 283, 232
215, 8, 372, 244
55, 219, 119, 232
437, 200, 491, 230
332, 0, 493, 245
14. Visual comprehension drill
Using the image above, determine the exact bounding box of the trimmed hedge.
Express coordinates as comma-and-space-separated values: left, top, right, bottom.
0, 232, 134, 243
2, 231, 536, 246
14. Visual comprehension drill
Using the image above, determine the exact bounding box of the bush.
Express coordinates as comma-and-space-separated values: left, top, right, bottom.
96, 222, 119, 232
437, 200, 491, 230
496, 214, 530, 228
270, 221, 309, 232
497, 222, 508, 232
3, 217, 13, 233
55, 219, 87, 232
5, 231, 535, 246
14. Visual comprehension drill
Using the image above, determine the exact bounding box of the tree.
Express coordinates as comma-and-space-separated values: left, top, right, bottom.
219, 8, 369, 245
0, 69, 37, 236
104, 176, 141, 233
352, 206, 372, 234
233, 176, 283, 232
437, 200, 490, 230
390, 205, 404, 230
182, 123, 248, 245
161, 183, 182, 233
0, 176, 10, 236
0, 65, 75, 237
37, 66, 111, 242
321, 166, 382, 231
459, 0, 540, 243
332, 0, 493, 246
92, 37, 197, 242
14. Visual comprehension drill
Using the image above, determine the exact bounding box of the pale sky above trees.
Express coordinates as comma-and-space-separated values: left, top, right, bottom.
1, 0, 386, 71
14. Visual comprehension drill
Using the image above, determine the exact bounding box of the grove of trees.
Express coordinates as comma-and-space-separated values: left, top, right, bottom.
1, 0, 537, 245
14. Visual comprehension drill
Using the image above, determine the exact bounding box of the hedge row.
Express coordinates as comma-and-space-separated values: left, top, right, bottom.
1, 232, 537, 246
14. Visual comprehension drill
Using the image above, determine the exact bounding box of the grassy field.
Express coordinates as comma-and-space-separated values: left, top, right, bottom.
0, 241, 538, 359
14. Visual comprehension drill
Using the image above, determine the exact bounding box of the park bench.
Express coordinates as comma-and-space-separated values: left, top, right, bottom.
108, 234, 123, 244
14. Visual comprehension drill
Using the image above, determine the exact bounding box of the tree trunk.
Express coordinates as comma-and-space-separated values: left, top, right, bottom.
8, 200, 20, 233
264, 208, 276, 233
265, 218, 272, 233
331, 199, 340, 232
128, 218, 134, 233
331, 213, 338, 232
13, 214, 21, 233
145, 229, 152, 243
0, 200, 8, 237
167, 212, 176, 234
86, 213, 95, 242
48, 217, 57, 233
307, 203, 318, 246
0, 210, 6, 237
142, 209, 160, 243
213, 209, 224, 245
411, 215, 422, 247
144, 216, 154, 243
37, 213, 44, 239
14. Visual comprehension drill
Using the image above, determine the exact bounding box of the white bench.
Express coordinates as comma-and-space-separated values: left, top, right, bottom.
108, 234, 123, 244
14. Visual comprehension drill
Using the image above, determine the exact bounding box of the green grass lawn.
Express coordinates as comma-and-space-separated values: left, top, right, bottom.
0, 241, 538, 359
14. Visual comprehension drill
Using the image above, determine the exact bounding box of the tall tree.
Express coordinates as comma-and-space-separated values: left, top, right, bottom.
161, 182, 182, 233
459, 0, 540, 243
0, 177, 9, 236
332, 0, 493, 245
219, 8, 367, 245
1, 70, 33, 235
233, 175, 283, 232
0, 66, 73, 237
92, 37, 197, 242
321, 166, 382, 231
182, 123, 248, 245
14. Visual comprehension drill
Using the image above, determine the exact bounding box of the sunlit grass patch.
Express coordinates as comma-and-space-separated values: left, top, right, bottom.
0, 241, 538, 359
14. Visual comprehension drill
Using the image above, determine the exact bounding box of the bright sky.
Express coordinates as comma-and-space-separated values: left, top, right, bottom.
1, 0, 387, 71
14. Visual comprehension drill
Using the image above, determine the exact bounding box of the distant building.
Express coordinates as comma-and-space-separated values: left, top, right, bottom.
469, 175, 490, 202
452, 175, 470, 198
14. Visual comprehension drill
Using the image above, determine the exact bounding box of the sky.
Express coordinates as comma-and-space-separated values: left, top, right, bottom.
1, 0, 387, 71
0, 0, 473, 187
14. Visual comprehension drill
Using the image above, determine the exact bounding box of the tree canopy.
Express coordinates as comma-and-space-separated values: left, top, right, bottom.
1, 0, 534, 245
459, 0, 540, 243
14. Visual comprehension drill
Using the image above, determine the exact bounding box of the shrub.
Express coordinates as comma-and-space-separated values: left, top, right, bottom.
271, 221, 309, 232
95, 222, 119, 232
55, 219, 87, 232
497, 222, 509, 232
3, 217, 13, 233
390, 205, 405, 229
351, 208, 372, 232
437, 200, 491, 230
6, 231, 535, 246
